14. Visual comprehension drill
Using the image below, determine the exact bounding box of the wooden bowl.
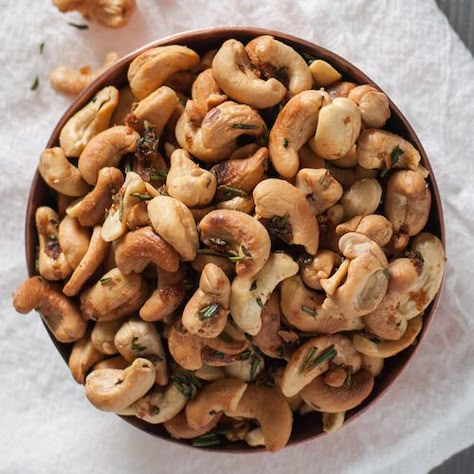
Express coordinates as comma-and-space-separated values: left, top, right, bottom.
25, 26, 445, 452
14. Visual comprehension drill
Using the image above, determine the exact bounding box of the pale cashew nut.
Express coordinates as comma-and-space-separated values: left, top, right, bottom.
336, 214, 393, 247
85, 358, 155, 412
341, 178, 382, 220
58, 215, 91, 270
91, 319, 124, 355
200, 101, 266, 149
331, 144, 358, 168
385, 170, 432, 236
268, 90, 330, 178
194, 365, 225, 381
309, 60, 342, 88
300, 250, 341, 290
59, 86, 119, 157
63, 225, 110, 296
230, 253, 298, 336
68, 331, 105, 384
223, 357, 264, 382
49, 52, 120, 95
309, 98, 361, 161
164, 412, 222, 440
148, 195, 199, 261
166, 148, 217, 207
12, 276, 87, 343
212, 39, 286, 109
216, 196, 255, 214
128, 45, 200, 100
296, 169, 343, 215
225, 384, 292, 452
66, 167, 124, 227
326, 81, 357, 98
93, 355, 129, 370
39, 148, 89, 196
182, 263, 231, 338
36, 206, 72, 280
253, 178, 319, 254
357, 129, 421, 170
114, 318, 167, 386
204, 322, 248, 355
80, 267, 148, 321
361, 355, 384, 377
199, 209, 271, 277
348, 85, 390, 128
246, 35, 312, 96
191, 68, 227, 109
168, 320, 203, 371
185, 378, 247, 429
322, 412, 346, 433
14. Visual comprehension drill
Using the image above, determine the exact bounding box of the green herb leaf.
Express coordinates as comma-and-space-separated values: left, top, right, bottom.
149, 169, 168, 180
283, 137, 289, 148
231, 123, 259, 130
250, 357, 260, 381
319, 170, 330, 188
31, 75, 40, 91
209, 237, 227, 246
199, 303, 220, 320
303, 344, 338, 372
131, 336, 147, 352
68, 22, 89, 30
228, 255, 245, 263
124, 158, 132, 174
192, 434, 221, 447
256, 297, 264, 308
383, 268, 390, 280
171, 372, 203, 399
39, 42, 45, 55
241, 245, 252, 258
130, 192, 152, 201
222, 185, 248, 198
240, 350, 252, 361
118, 194, 124, 222
250, 280, 257, 291
301, 305, 317, 317
99, 277, 112, 285
380, 145, 403, 178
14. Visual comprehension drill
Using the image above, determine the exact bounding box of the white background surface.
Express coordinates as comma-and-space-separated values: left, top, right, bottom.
1, 0, 474, 473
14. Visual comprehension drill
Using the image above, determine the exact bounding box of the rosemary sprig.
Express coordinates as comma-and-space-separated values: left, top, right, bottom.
303, 345, 337, 372
171, 372, 203, 399
380, 145, 403, 178
118, 194, 124, 222
99, 277, 112, 285
241, 245, 252, 258
250, 357, 260, 381
130, 192, 152, 201
301, 305, 317, 317
149, 169, 168, 180
383, 268, 390, 280
230, 123, 259, 130
199, 303, 220, 320
282, 137, 289, 148
222, 185, 248, 198
209, 237, 227, 246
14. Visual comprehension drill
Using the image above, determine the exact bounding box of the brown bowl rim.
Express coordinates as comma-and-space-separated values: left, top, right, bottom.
25, 26, 446, 453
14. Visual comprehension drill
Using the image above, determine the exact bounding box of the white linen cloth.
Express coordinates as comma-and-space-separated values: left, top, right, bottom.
1, 0, 473, 472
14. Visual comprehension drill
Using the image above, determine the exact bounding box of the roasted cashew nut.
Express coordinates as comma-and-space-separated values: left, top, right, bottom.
223, 356, 265, 382
348, 85, 390, 128
253, 178, 319, 255
13, 276, 87, 343
309, 98, 362, 161
78, 126, 139, 185
326, 81, 357, 98
361, 354, 384, 377
216, 195, 255, 213
166, 148, 217, 207
80, 267, 148, 321
36, 207, 72, 280
341, 178, 383, 220
336, 214, 393, 247
85, 358, 155, 412
164, 411, 222, 440
385, 170, 432, 236
148, 195, 199, 261
191, 68, 227, 109
192, 254, 235, 278
39, 148, 89, 197
59, 86, 119, 157
69, 331, 105, 384
230, 252, 298, 336
296, 169, 343, 215
91, 319, 124, 355
268, 90, 330, 178
199, 209, 271, 278
300, 250, 341, 290
182, 263, 231, 338
204, 322, 248, 355
114, 318, 168, 386
212, 39, 286, 109
126, 201, 150, 230
246, 35, 312, 96
58, 215, 91, 270
167, 319, 203, 371
128, 45, 200, 100
93, 355, 129, 371
309, 60, 342, 88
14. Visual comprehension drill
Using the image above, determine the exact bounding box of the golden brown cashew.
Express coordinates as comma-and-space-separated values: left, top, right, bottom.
326, 81, 357, 98
91, 319, 124, 355
63, 226, 109, 296
348, 85, 390, 128
13, 276, 87, 343
186, 378, 247, 429
148, 195, 199, 261
166, 149, 217, 207
225, 383, 292, 452
211, 147, 268, 193
78, 126, 139, 185
191, 68, 227, 109
353, 315, 423, 358
296, 169, 343, 215
195, 365, 225, 381
363, 258, 419, 340
246, 35, 312, 96
309, 98, 362, 161
385, 170, 432, 236
298, 144, 326, 170
128, 45, 200, 100
140, 266, 187, 323
49, 52, 120, 95
39, 148, 89, 197
182, 263, 231, 338
111, 86, 136, 126
309, 60, 342, 88
66, 167, 124, 227
59, 86, 119, 157
327, 164, 378, 190
280, 334, 362, 397
300, 250, 341, 290
331, 145, 358, 168
253, 179, 319, 255
336, 214, 393, 248
341, 178, 383, 220
58, 215, 91, 270
85, 358, 155, 412
361, 355, 384, 377
36, 207, 72, 280
69, 331, 105, 384
114, 318, 168, 386
168, 320, 203, 370
80, 267, 148, 321
199, 209, 271, 278
115, 226, 180, 274
223, 356, 264, 382
268, 90, 330, 178
164, 412, 222, 440
53, 0, 136, 28
93, 355, 129, 371
127, 86, 177, 134
230, 252, 299, 336
200, 101, 266, 149
212, 39, 286, 109
204, 322, 248, 355
357, 129, 421, 170
301, 369, 374, 413
126, 201, 150, 229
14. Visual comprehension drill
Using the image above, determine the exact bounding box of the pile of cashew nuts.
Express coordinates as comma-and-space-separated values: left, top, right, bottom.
13, 36, 446, 452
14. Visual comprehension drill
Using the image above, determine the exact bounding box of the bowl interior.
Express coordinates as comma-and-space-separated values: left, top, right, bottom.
25, 27, 445, 452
